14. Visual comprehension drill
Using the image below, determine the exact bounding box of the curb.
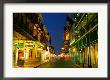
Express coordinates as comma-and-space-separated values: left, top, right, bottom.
34, 61, 48, 68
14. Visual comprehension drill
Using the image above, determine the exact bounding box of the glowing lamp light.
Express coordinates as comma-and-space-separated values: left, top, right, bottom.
61, 48, 64, 50
45, 51, 48, 55
73, 48, 76, 52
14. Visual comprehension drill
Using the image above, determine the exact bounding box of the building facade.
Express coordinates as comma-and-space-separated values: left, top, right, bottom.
13, 13, 50, 67
63, 13, 98, 68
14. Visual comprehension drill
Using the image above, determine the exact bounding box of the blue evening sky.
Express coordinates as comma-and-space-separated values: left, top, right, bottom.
42, 13, 68, 54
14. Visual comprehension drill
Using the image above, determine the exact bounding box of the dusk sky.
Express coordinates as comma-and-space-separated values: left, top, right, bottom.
42, 13, 68, 54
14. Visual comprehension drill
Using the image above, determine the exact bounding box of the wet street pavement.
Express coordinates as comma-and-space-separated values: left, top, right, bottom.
35, 58, 78, 68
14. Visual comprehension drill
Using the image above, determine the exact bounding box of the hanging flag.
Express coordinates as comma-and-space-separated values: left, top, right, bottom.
33, 25, 37, 36
33, 24, 39, 37
38, 32, 41, 41
43, 25, 48, 34
45, 33, 51, 42
47, 35, 51, 41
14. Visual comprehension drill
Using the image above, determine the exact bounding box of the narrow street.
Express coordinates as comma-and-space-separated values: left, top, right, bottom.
35, 58, 80, 68
13, 13, 98, 68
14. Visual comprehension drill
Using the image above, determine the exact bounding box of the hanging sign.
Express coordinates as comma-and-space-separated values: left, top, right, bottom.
24, 41, 35, 48
17, 43, 24, 48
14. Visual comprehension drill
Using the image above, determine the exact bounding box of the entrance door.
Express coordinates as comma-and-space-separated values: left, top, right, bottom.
17, 50, 24, 67
18, 50, 24, 61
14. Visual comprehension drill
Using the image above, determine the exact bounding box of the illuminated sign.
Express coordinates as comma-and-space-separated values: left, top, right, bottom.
17, 43, 24, 48
24, 41, 35, 48
25, 45, 35, 47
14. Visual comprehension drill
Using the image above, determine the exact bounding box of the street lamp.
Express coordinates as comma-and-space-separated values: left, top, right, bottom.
61, 47, 65, 50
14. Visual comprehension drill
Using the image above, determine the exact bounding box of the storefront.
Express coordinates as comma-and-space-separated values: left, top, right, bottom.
24, 41, 36, 60
13, 40, 45, 67
13, 40, 25, 67
70, 42, 98, 68
70, 30, 98, 68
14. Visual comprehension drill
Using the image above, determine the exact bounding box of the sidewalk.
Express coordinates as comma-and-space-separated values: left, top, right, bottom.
24, 62, 45, 68
72, 64, 82, 68
16, 59, 48, 68
72, 63, 97, 68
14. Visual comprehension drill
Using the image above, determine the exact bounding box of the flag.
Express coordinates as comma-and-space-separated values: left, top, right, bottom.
46, 34, 51, 41
33, 24, 39, 36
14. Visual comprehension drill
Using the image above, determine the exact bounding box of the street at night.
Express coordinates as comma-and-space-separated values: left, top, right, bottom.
35, 59, 76, 68
13, 13, 98, 68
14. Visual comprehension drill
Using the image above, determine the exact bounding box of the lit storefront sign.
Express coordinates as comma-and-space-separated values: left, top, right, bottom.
17, 43, 24, 48
25, 45, 35, 47
15, 40, 45, 50
24, 41, 35, 48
